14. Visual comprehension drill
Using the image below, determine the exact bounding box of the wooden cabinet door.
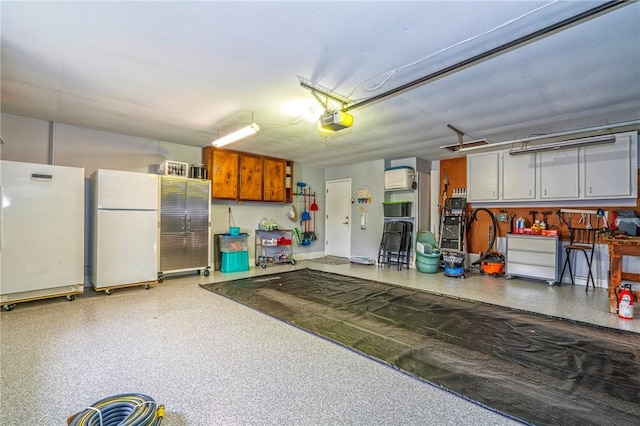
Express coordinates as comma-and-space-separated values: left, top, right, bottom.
203, 147, 239, 200
239, 154, 263, 201
263, 158, 286, 202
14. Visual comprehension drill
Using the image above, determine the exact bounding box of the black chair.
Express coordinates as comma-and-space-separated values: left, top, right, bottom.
559, 227, 600, 291
378, 221, 413, 270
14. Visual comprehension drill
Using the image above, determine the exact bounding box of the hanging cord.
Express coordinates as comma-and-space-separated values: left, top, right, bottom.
68, 393, 164, 426
467, 208, 499, 265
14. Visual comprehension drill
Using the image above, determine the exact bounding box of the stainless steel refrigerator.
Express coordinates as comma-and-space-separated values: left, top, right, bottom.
158, 175, 211, 281
91, 169, 158, 293
0, 160, 85, 310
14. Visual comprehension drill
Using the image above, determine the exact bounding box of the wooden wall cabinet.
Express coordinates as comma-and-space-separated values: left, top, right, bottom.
263, 157, 286, 202
203, 147, 291, 203
202, 147, 238, 200
239, 153, 264, 201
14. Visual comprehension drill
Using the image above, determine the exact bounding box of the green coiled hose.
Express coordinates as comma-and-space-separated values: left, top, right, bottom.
68, 393, 164, 426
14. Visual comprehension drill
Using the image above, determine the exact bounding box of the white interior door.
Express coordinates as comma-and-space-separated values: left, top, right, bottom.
325, 179, 351, 258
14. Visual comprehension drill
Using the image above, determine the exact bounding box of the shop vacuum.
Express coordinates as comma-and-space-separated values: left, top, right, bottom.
479, 251, 505, 277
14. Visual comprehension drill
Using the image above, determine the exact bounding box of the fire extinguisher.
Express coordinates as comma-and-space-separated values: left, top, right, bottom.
615, 283, 634, 320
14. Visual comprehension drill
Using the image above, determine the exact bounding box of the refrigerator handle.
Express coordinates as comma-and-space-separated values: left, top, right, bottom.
181, 215, 186, 231
0, 185, 3, 250
186, 215, 191, 231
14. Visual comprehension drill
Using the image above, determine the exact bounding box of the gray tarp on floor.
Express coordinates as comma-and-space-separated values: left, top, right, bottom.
202, 268, 640, 425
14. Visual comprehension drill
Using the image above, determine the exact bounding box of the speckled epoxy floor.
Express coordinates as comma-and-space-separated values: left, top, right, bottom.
1, 261, 636, 425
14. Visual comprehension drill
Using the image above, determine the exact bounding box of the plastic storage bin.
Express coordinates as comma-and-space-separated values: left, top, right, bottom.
382, 201, 412, 217
221, 251, 249, 273
219, 235, 248, 252
384, 166, 415, 190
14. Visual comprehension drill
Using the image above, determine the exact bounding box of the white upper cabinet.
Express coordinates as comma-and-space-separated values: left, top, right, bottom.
501, 152, 536, 200
466, 131, 637, 203
539, 148, 580, 199
583, 133, 636, 198
467, 152, 499, 202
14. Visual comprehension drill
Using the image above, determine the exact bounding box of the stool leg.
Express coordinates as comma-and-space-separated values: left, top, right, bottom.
560, 250, 570, 286
567, 251, 576, 285
583, 249, 596, 291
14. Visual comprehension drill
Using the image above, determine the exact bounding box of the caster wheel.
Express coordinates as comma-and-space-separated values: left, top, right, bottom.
204, 269, 210, 277
158, 274, 164, 283
493, 273, 500, 278
256, 261, 260, 266
480, 270, 485, 275
262, 264, 267, 268
67, 295, 76, 301
105, 289, 113, 295
290, 259, 296, 265
3, 304, 16, 311
145, 283, 151, 289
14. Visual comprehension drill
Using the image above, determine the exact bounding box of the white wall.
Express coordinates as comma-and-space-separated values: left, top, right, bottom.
1, 113, 325, 284
325, 159, 386, 259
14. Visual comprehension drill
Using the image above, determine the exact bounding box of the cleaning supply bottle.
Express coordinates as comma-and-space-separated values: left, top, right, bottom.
617, 284, 634, 320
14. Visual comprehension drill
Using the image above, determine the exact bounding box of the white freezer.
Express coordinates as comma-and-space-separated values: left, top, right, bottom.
92, 210, 158, 287
93, 169, 158, 210
0, 161, 85, 307
90, 169, 159, 290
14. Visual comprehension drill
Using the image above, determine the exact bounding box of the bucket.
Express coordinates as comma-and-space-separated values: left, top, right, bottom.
443, 252, 465, 277
229, 226, 240, 236
416, 253, 440, 273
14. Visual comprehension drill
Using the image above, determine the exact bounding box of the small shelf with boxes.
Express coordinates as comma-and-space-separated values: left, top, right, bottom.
255, 229, 296, 268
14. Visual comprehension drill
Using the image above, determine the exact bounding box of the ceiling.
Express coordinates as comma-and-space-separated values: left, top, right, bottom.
1, 1, 639, 168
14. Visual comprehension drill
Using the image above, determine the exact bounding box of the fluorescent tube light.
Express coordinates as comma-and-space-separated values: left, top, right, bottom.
211, 123, 260, 147
508, 135, 615, 156
455, 120, 640, 154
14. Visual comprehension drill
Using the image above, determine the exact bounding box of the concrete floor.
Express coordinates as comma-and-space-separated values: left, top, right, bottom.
1, 261, 637, 425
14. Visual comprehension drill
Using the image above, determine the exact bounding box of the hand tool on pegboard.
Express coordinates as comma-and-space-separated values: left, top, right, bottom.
529, 210, 539, 224
556, 210, 569, 228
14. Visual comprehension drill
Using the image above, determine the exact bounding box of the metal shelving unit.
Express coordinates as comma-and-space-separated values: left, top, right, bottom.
255, 229, 296, 268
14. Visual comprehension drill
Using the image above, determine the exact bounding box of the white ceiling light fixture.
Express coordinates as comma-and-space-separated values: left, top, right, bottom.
211, 123, 260, 147
454, 120, 640, 154
509, 134, 616, 156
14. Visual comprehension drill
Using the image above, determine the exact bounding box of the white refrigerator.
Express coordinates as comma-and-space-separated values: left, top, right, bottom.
0, 160, 85, 310
91, 169, 158, 292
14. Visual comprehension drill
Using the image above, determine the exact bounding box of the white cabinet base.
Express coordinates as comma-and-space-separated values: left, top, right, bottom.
505, 234, 560, 285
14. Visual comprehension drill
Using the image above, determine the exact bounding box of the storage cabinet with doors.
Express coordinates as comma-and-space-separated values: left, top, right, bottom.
505, 233, 560, 285
539, 148, 580, 199
466, 131, 637, 203
263, 157, 286, 203
501, 152, 536, 200
239, 153, 263, 201
202, 147, 238, 200
583, 133, 635, 198
202, 147, 291, 203
467, 152, 499, 202
158, 175, 211, 282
